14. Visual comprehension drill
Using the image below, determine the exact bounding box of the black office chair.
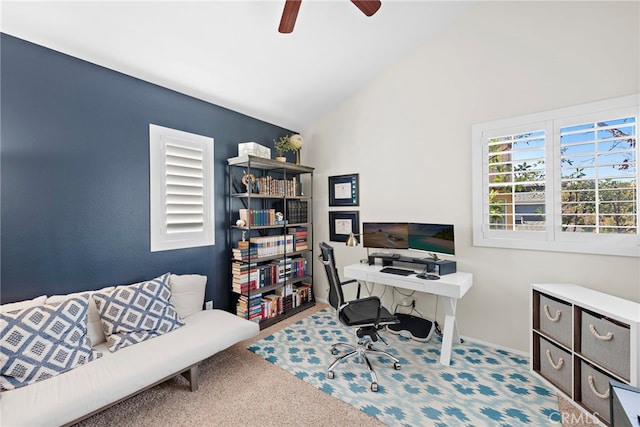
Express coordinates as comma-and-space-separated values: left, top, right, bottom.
318, 242, 401, 392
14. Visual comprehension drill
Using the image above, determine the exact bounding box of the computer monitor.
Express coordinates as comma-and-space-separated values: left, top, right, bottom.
408, 223, 455, 256
362, 222, 409, 249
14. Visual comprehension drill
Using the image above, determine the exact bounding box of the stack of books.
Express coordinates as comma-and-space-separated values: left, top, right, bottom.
288, 226, 308, 251
231, 262, 260, 293
236, 293, 262, 322
232, 247, 258, 261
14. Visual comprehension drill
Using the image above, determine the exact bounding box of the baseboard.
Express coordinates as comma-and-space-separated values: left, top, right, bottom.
458, 335, 528, 358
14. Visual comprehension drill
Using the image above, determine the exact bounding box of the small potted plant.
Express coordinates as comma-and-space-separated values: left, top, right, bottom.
274, 135, 293, 162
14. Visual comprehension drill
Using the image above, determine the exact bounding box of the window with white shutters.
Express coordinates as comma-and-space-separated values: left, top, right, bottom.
472, 95, 639, 257
487, 129, 546, 232
150, 124, 214, 252
560, 117, 637, 234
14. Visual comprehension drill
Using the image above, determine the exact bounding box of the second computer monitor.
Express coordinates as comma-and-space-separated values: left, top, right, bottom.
408, 223, 455, 256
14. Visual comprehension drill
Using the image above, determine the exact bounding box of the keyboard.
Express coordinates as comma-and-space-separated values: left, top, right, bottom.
380, 267, 414, 276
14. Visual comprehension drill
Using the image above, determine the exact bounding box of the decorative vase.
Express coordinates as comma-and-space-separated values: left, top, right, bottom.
275, 156, 287, 162
295, 150, 300, 165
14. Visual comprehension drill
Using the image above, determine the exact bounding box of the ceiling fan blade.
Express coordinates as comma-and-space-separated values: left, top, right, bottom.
351, 0, 381, 17
279, 0, 302, 34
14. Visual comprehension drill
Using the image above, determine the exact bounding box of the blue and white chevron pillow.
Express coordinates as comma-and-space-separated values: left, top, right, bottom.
0, 293, 102, 391
92, 273, 185, 352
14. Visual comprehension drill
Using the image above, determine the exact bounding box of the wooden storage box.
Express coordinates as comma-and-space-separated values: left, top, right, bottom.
580, 309, 630, 381
538, 335, 572, 396
578, 361, 613, 425
539, 293, 572, 347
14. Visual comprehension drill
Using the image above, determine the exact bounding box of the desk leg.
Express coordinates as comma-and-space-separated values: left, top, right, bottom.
439, 297, 461, 366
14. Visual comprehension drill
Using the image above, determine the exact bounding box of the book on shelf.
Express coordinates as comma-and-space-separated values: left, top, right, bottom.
294, 282, 313, 305
249, 235, 294, 257
239, 208, 276, 227
287, 226, 308, 251
232, 281, 259, 293
237, 293, 263, 319
276, 200, 308, 224
232, 247, 258, 261
254, 175, 298, 197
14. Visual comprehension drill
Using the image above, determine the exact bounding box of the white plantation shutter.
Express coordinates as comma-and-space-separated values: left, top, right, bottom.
485, 128, 547, 233
559, 116, 637, 234
165, 143, 204, 233
472, 94, 639, 257
150, 124, 214, 251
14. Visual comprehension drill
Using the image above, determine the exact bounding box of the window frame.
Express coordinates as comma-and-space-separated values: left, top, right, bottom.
149, 124, 215, 252
472, 94, 639, 257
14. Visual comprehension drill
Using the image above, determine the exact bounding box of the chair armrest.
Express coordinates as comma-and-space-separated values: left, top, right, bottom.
341, 279, 362, 299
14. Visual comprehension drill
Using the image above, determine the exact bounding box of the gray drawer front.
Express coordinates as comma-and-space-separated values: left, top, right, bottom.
539, 336, 572, 396
579, 361, 613, 424
539, 294, 572, 347
581, 311, 630, 380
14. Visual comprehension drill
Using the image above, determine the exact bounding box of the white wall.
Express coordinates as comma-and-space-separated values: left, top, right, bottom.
303, 1, 640, 352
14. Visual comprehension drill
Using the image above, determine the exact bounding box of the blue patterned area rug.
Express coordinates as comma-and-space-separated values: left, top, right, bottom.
248, 309, 560, 426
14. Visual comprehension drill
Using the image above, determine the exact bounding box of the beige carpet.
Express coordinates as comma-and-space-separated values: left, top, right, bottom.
75, 303, 588, 427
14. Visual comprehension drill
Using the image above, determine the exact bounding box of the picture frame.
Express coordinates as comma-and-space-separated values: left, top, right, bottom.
329, 211, 360, 242
328, 173, 359, 206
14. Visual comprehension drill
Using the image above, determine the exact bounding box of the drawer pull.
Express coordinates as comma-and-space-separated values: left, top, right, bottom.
587, 375, 610, 399
589, 324, 613, 341
543, 305, 561, 322
545, 349, 564, 370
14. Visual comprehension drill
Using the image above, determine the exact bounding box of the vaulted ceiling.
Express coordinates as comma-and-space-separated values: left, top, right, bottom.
1, 1, 473, 130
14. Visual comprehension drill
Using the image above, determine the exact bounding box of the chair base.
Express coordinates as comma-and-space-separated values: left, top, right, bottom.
327, 339, 401, 392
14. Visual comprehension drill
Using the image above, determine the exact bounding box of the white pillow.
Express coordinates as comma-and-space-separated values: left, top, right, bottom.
46, 287, 114, 346
0, 295, 47, 313
169, 274, 206, 319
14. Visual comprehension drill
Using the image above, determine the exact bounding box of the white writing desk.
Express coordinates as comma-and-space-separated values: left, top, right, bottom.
343, 263, 473, 366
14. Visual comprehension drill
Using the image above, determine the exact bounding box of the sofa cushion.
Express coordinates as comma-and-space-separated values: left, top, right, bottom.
92, 273, 184, 352
0, 309, 260, 426
169, 274, 206, 319
46, 287, 114, 346
0, 293, 101, 391
0, 295, 47, 313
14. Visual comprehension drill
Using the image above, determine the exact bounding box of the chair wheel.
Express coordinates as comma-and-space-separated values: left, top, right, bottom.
394, 362, 401, 370
327, 371, 335, 379
371, 382, 378, 392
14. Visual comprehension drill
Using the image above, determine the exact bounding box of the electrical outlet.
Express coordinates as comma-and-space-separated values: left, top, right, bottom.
205, 300, 213, 310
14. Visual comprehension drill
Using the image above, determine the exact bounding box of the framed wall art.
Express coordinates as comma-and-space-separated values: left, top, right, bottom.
329, 211, 359, 242
328, 173, 359, 206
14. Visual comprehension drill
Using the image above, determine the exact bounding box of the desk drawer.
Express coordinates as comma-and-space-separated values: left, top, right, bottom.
539, 293, 572, 347
580, 310, 630, 381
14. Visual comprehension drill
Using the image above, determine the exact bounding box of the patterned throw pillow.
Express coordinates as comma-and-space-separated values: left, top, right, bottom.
92, 273, 185, 352
0, 293, 102, 391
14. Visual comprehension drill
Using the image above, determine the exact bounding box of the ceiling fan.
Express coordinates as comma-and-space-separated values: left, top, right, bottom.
278, 0, 382, 34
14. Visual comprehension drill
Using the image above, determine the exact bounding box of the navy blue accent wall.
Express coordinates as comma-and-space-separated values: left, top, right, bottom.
1, 34, 292, 308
